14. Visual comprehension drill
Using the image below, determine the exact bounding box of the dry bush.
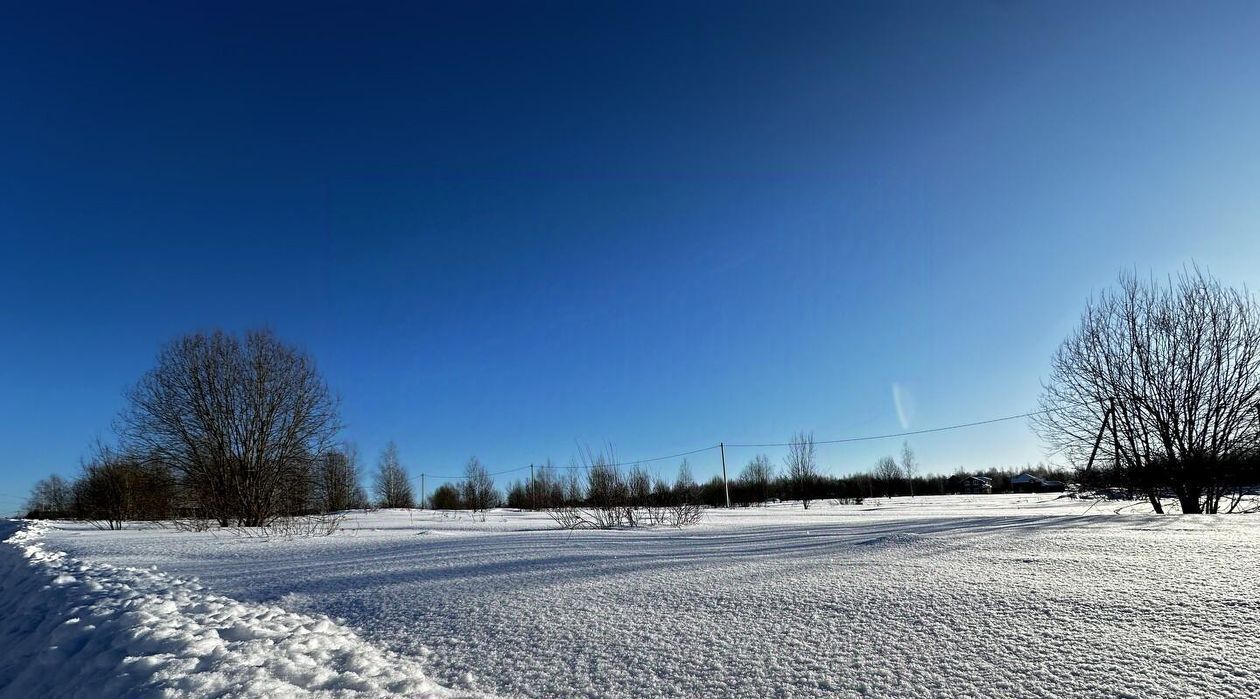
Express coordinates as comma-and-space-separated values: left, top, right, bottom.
171, 517, 212, 533
546, 506, 590, 530
646, 501, 703, 528
548, 501, 703, 530
227, 513, 345, 538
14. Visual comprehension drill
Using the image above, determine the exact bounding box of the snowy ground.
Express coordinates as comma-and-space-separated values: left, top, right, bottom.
11, 494, 1260, 698
0, 520, 462, 699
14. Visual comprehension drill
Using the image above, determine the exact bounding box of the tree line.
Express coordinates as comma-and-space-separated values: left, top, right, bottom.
25, 268, 1260, 525
494, 437, 1074, 512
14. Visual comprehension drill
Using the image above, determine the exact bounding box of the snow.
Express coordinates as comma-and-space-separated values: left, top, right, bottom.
12, 494, 1260, 698
0, 520, 461, 698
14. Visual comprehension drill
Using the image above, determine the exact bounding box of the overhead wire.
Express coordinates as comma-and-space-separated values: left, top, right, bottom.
725, 406, 1068, 448
412, 445, 722, 481
409, 401, 1098, 482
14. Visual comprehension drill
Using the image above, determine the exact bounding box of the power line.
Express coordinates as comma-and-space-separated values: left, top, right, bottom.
600, 444, 721, 469
411, 445, 721, 482
412, 464, 532, 482
725, 405, 1067, 448
406, 402, 1096, 483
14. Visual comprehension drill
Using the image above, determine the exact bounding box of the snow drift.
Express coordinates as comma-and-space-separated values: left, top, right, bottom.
0, 520, 460, 698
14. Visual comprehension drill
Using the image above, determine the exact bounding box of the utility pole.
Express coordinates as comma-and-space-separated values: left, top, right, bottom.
420, 473, 426, 510
530, 463, 535, 510
720, 442, 730, 508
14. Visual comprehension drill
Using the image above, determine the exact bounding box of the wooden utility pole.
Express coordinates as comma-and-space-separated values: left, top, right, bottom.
720, 442, 730, 508
530, 463, 535, 510
420, 473, 426, 510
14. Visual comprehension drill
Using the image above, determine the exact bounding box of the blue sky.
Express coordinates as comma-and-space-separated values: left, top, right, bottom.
3, 1, 1260, 512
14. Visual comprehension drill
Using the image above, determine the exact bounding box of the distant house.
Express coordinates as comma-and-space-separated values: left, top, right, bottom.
1012, 473, 1066, 493
1011, 473, 1042, 492
959, 475, 992, 494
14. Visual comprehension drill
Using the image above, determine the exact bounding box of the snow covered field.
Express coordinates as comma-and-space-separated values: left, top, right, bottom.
8, 495, 1260, 698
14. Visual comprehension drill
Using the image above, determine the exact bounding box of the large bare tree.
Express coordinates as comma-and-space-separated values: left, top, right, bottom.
119, 329, 340, 526
1035, 268, 1260, 514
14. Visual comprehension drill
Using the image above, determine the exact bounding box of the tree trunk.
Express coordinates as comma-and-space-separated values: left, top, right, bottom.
1146, 492, 1164, 514
1177, 489, 1203, 515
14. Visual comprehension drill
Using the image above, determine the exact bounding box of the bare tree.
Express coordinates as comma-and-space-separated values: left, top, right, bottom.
313, 443, 364, 513
25, 475, 73, 519
507, 460, 567, 510
784, 431, 819, 508
1035, 268, 1260, 514
739, 454, 774, 504
651, 475, 672, 505
461, 457, 499, 512
564, 468, 583, 504
874, 455, 902, 499
900, 441, 918, 497
674, 459, 697, 503
627, 465, 652, 507
118, 329, 340, 527
280, 457, 314, 516
374, 441, 415, 509
72, 443, 174, 529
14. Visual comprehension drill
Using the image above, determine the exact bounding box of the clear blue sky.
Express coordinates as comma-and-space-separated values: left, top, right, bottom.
3, 1, 1260, 513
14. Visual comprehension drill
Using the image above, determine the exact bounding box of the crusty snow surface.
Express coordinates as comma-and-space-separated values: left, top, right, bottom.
17, 495, 1260, 698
